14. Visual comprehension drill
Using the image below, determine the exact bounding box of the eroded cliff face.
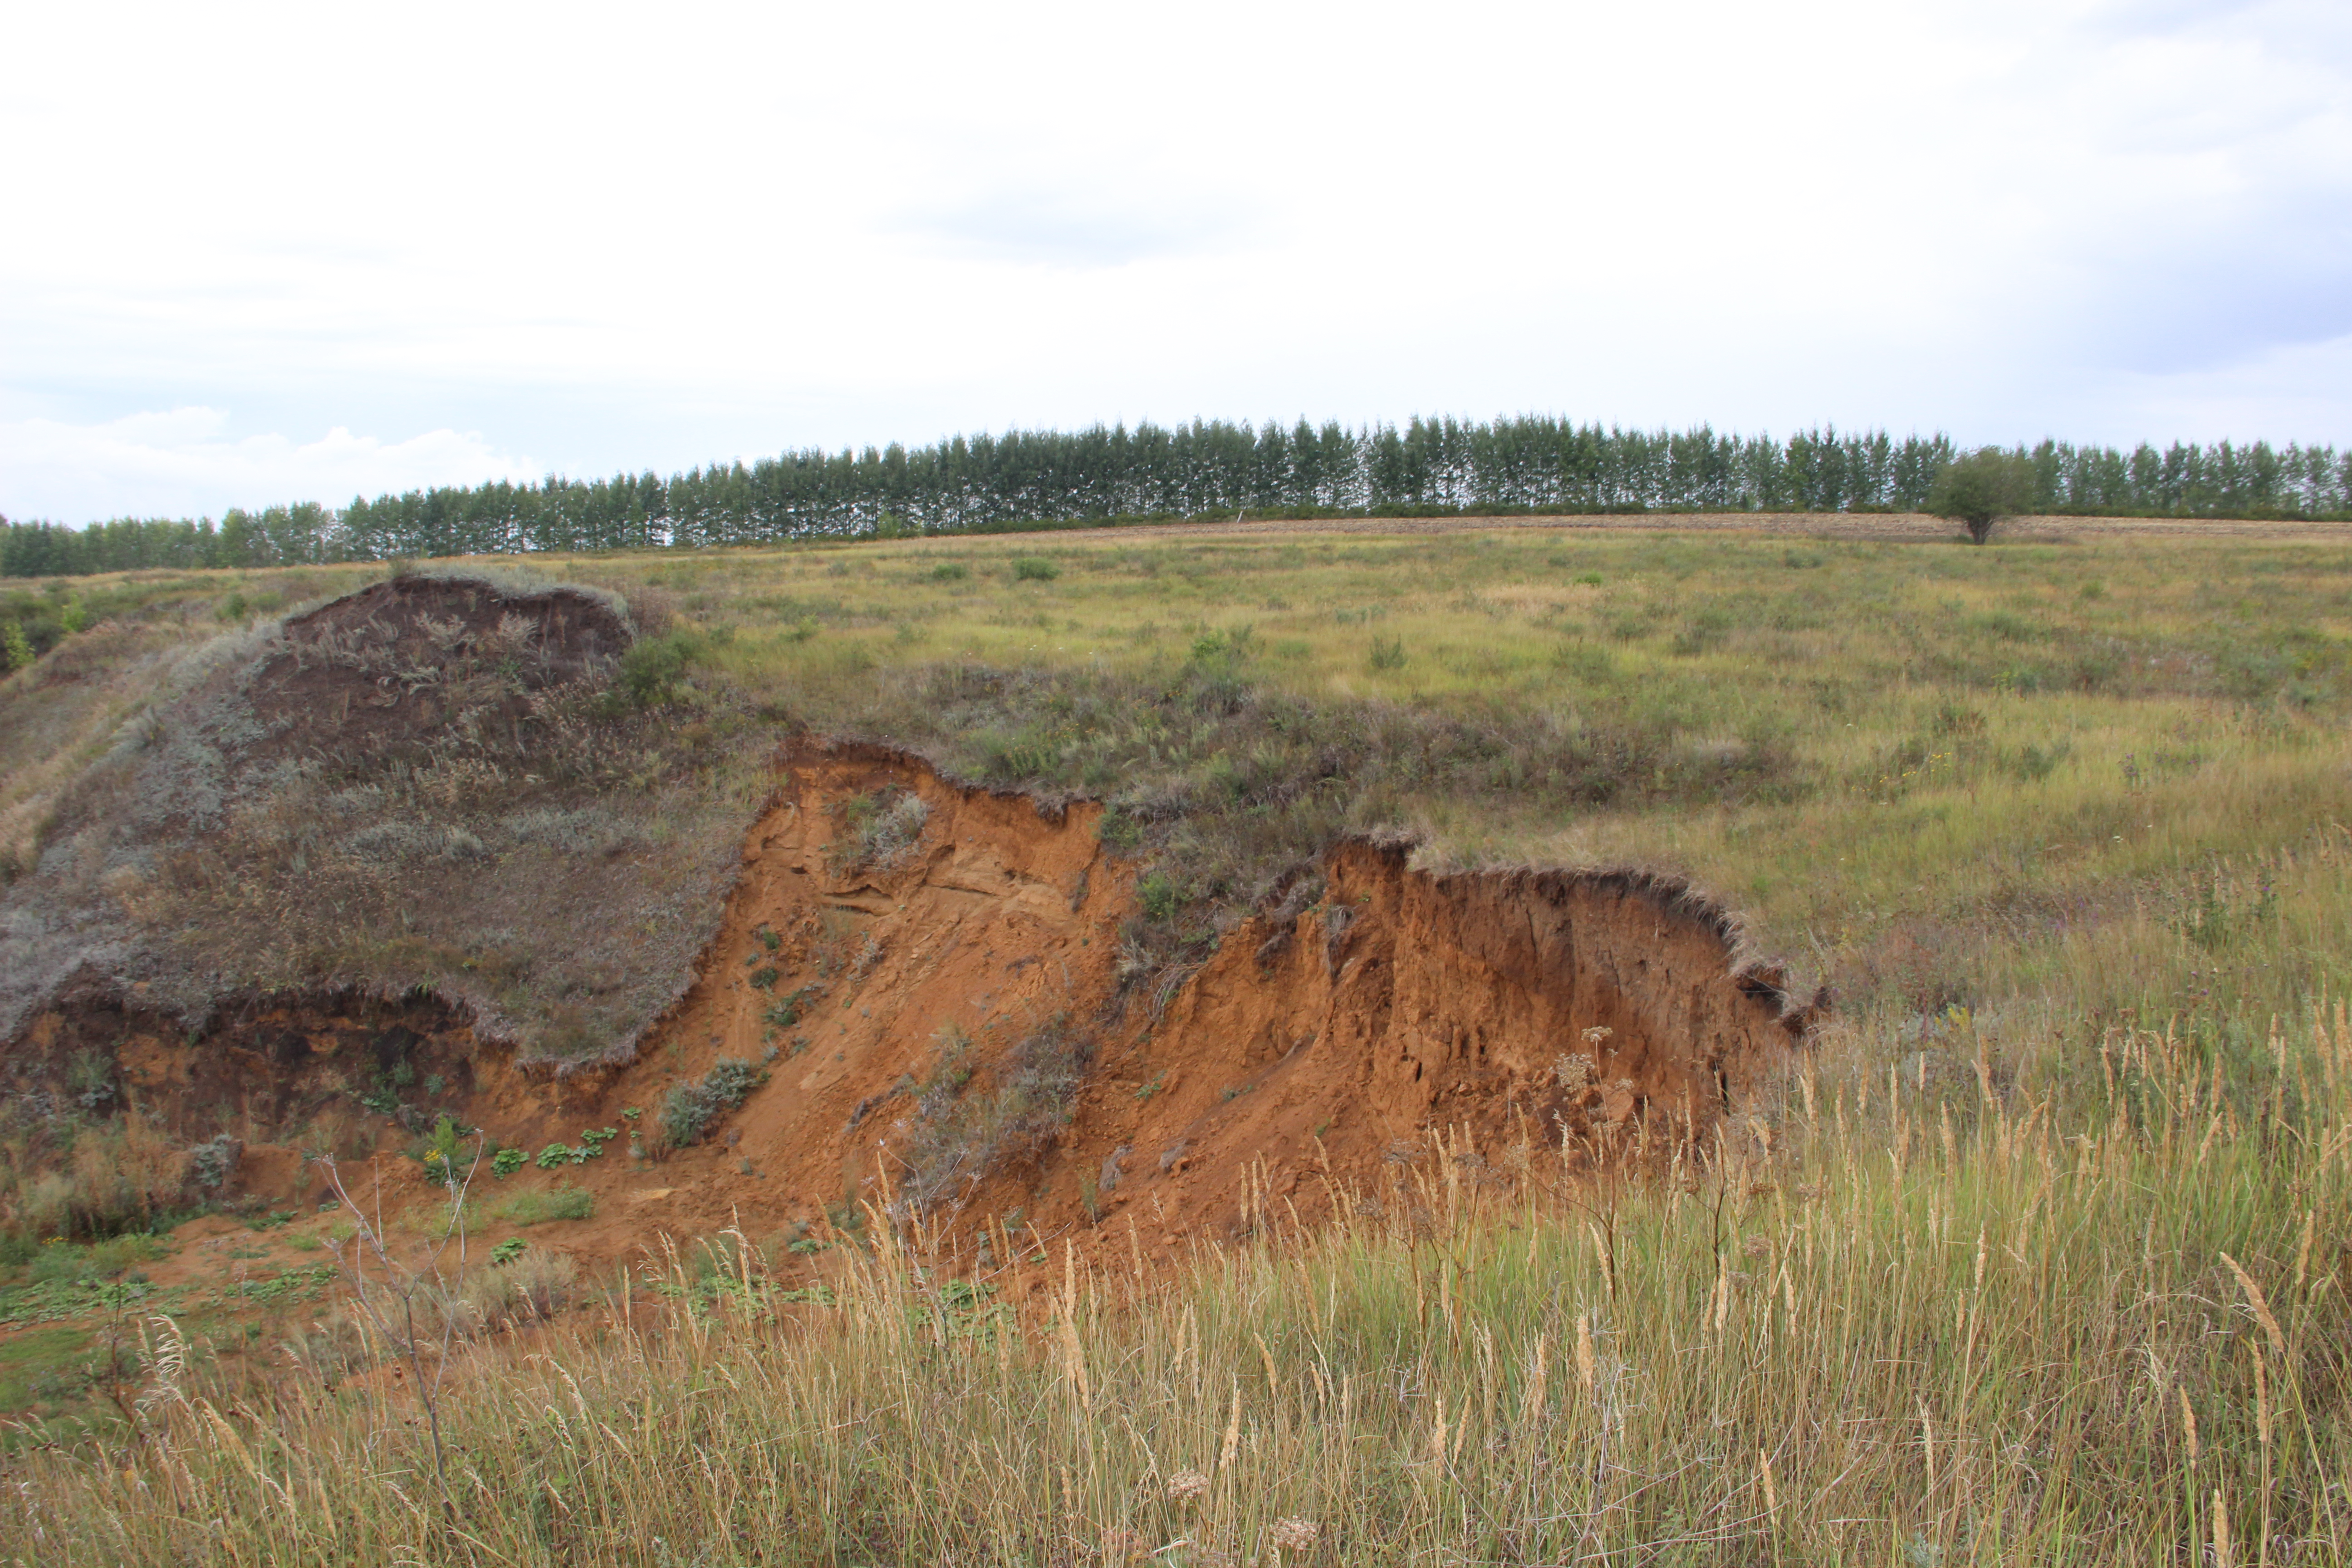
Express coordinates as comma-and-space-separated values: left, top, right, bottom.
2, 743, 1813, 1283
1117, 843, 1799, 1187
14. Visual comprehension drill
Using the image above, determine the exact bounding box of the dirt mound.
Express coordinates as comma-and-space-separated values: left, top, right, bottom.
0, 568, 761, 1066
242, 573, 632, 766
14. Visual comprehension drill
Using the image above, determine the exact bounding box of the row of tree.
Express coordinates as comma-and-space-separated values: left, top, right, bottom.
6, 419, 2348, 578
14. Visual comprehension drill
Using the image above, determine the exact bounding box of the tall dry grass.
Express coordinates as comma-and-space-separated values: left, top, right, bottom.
10, 1005, 2350, 1564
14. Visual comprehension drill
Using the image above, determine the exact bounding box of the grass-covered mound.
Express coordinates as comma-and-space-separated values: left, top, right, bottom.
0, 567, 770, 1065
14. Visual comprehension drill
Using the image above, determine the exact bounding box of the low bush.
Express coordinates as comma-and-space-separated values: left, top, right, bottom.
764, 984, 823, 1029
825, 789, 929, 876
185, 1135, 241, 1191
659, 1058, 769, 1151
611, 628, 715, 708
492, 1187, 593, 1226
1011, 557, 1059, 582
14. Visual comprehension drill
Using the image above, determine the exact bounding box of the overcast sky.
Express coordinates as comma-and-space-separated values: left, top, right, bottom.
3, 0, 2347, 523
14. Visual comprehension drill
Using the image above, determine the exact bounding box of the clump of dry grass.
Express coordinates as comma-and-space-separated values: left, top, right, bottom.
455, 1247, 578, 1328
0, 1115, 191, 1240
892, 1016, 1092, 1218
822, 787, 930, 877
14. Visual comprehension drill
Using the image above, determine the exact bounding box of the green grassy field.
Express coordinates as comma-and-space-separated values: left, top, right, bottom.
571, 524, 2352, 1072
3, 519, 2350, 1562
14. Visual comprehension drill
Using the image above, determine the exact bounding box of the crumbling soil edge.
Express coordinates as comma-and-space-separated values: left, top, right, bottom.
3, 740, 1826, 1287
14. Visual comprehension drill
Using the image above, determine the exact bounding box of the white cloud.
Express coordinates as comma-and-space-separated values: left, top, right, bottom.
0, 409, 539, 522
0, 0, 2346, 522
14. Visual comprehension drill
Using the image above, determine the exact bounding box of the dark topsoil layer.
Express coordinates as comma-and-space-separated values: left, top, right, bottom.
243, 574, 633, 765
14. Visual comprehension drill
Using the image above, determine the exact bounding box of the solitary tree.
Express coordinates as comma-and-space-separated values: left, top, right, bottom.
1927, 447, 2039, 544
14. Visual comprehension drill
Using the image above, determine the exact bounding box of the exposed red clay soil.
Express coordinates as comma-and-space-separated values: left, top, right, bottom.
5, 745, 1814, 1297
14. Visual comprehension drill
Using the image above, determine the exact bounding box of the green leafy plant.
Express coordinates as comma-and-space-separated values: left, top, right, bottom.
764, 985, 823, 1029
534, 1143, 573, 1171
416, 1115, 471, 1186
491, 1147, 527, 1180
4, 621, 36, 672
1012, 557, 1060, 582
1137, 871, 1179, 923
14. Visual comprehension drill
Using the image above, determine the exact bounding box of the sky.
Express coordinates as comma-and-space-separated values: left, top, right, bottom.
2, 0, 2347, 524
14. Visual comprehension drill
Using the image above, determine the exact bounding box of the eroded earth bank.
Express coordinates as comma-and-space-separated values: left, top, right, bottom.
8, 742, 1815, 1292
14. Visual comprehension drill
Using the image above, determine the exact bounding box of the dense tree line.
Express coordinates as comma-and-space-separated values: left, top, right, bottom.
6, 420, 2349, 578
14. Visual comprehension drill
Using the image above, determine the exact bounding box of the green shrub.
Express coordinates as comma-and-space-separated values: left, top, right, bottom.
186, 1135, 241, 1191
612, 629, 710, 707
494, 1187, 593, 1225
764, 985, 823, 1029
491, 1147, 527, 1179
1927, 447, 2039, 544
1137, 871, 1179, 923
930, 562, 970, 582
1368, 636, 1406, 671
416, 1115, 470, 1186
1011, 557, 1059, 582
23, 1232, 166, 1285
660, 1058, 769, 1150
1550, 642, 1615, 681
